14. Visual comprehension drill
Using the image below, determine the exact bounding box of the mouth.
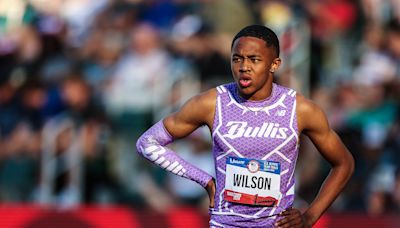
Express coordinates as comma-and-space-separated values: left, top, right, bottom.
238, 75, 252, 88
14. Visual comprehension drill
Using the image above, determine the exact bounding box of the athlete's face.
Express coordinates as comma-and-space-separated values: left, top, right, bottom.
231, 36, 281, 100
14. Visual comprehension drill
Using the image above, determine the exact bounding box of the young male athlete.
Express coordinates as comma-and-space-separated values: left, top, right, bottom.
136, 25, 354, 227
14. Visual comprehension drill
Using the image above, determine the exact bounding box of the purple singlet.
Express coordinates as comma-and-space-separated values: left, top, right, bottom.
209, 82, 299, 227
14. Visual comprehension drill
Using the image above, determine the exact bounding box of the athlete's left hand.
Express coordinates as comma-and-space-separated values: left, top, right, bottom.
205, 178, 216, 208
275, 207, 306, 228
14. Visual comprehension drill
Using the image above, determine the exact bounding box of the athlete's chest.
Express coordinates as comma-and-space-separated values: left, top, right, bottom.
213, 108, 296, 159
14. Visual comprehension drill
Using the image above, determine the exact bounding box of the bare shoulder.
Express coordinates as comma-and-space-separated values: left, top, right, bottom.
184, 88, 217, 121
191, 87, 218, 110
296, 93, 319, 115
296, 93, 328, 133
165, 88, 217, 134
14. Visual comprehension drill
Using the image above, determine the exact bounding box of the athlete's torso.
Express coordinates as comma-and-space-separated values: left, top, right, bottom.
210, 82, 299, 227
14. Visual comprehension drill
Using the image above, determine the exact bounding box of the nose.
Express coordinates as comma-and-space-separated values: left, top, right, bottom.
239, 59, 250, 72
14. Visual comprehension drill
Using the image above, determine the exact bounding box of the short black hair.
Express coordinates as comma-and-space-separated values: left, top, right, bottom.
231, 25, 280, 57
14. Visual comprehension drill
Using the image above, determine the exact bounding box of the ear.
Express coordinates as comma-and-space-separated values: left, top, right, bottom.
269, 58, 282, 73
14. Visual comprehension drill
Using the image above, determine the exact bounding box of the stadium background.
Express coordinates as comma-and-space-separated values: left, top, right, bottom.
0, 0, 399, 227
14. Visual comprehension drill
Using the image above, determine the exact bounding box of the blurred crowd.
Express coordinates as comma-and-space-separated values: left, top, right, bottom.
0, 0, 400, 216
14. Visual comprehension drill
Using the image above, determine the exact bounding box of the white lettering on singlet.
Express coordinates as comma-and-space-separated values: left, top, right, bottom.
143, 144, 186, 176
223, 121, 288, 139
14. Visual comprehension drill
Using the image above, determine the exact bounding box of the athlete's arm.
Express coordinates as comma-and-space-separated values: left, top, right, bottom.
136, 89, 217, 202
278, 95, 354, 227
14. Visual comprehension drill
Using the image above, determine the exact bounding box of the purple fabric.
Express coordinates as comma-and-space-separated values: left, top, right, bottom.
210, 83, 299, 227
136, 120, 213, 188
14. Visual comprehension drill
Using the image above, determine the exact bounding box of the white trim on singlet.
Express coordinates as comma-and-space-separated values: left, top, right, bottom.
215, 134, 244, 158
213, 96, 223, 138
217, 167, 225, 174
220, 86, 227, 92
216, 148, 233, 161
287, 98, 299, 187
213, 95, 225, 213
226, 92, 287, 115
289, 95, 299, 140
268, 206, 278, 217
287, 183, 295, 195
288, 89, 296, 97
218, 186, 225, 212
212, 210, 261, 219
267, 192, 284, 217
210, 219, 225, 227
216, 85, 227, 94
254, 207, 268, 217
262, 134, 295, 161
224, 202, 229, 211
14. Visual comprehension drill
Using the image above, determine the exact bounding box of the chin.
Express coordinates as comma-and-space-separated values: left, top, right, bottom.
237, 86, 254, 97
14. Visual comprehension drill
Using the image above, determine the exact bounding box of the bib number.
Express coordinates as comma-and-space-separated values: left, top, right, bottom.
224, 156, 281, 206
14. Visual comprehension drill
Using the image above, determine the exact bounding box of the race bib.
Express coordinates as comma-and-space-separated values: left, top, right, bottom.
224, 156, 281, 206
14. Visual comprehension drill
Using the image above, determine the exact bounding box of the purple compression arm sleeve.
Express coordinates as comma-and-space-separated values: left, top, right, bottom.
136, 120, 213, 188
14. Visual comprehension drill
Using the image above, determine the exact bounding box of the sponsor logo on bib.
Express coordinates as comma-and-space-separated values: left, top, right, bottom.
247, 160, 260, 173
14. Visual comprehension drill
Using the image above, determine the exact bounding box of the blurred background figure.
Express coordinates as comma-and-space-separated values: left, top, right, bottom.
0, 78, 41, 203
37, 75, 113, 208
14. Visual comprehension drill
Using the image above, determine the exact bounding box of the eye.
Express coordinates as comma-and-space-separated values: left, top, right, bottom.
232, 57, 242, 63
251, 58, 260, 63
